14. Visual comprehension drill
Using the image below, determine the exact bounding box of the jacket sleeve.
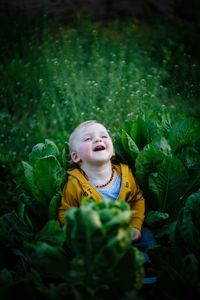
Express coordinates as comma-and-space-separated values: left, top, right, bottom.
127, 167, 145, 230
58, 177, 82, 226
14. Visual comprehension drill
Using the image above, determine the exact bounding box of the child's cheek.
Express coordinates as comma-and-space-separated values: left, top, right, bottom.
80, 144, 91, 159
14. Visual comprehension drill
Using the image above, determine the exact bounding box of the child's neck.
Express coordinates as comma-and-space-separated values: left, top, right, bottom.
81, 161, 112, 186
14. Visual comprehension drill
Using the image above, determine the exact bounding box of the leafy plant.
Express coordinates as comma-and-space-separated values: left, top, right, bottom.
19, 139, 66, 229
148, 192, 200, 299
0, 200, 144, 300
114, 110, 200, 219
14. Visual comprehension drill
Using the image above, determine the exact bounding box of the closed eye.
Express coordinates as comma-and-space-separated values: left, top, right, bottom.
84, 137, 92, 142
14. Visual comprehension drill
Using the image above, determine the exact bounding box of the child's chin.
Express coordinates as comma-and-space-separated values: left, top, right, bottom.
92, 157, 111, 163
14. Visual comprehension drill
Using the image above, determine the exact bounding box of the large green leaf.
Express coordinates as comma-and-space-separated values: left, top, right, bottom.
101, 247, 144, 295
149, 193, 200, 299
145, 211, 169, 227
113, 132, 129, 164
148, 246, 200, 299
65, 200, 133, 266
159, 108, 172, 134
21, 161, 45, 203
35, 220, 65, 247
48, 192, 62, 220
43, 139, 60, 157
135, 142, 166, 185
93, 226, 132, 268
65, 206, 103, 259
176, 192, 200, 257
28, 143, 44, 166
29, 242, 70, 280
181, 254, 200, 286
152, 137, 171, 154
148, 245, 184, 282
168, 117, 200, 152
148, 155, 189, 214
29, 139, 60, 166
0, 211, 32, 248
121, 130, 139, 163
18, 202, 33, 230
177, 146, 200, 169
35, 155, 63, 199
180, 164, 200, 199
129, 117, 148, 150
0, 269, 13, 287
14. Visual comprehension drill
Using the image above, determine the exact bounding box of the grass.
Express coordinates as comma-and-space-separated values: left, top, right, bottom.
0, 12, 200, 173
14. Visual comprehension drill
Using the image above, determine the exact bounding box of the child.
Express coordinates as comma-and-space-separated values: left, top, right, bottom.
58, 120, 157, 284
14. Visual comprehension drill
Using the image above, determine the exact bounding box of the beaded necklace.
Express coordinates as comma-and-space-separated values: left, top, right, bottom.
95, 167, 115, 188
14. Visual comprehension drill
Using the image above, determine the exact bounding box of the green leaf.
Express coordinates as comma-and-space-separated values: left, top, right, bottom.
177, 192, 200, 256
182, 254, 199, 284
177, 146, 200, 169
65, 200, 133, 268
35, 156, 63, 199
17, 202, 33, 230
159, 108, 172, 134
36, 220, 65, 247
65, 206, 103, 258
0, 269, 13, 287
148, 155, 189, 214
61, 145, 69, 169
29, 242, 69, 280
0, 211, 32, 245
129, 117, 148, 150
29, 139, 60, 166
121, 130, 139, 163
21, 161, 45, 203
28, 143, 44, 166
181, 164, 200, 199
93, 227, 132, 269
155, 221, 176, 239
148, 245, 184, 282
113, 132, 128, 164
103, 210, 132, 230
48, 193, 62, 220
48, 283, 76, 299
113, 247, 144, 291
135, 142, 166, 184
168, 117, 200, 152
149, 246, 200, 299
81, 197, 95, 207
145, 210, 169, 226
43, 139, 60, 157
153, 137, 171, 154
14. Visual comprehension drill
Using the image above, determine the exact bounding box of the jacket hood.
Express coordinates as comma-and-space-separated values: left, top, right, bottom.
67, 167, 89, 185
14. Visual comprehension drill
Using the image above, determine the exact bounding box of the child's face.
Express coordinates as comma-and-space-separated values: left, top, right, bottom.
71, 123, 114, 166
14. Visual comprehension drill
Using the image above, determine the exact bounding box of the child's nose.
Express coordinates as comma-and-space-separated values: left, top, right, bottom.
95, 137, 102, 142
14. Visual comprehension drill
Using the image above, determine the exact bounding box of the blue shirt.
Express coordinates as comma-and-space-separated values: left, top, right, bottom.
96, 171, 121, 201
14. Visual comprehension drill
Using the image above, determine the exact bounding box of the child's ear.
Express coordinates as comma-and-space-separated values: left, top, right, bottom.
71, 151, 81, 163
111, 149, 116, 161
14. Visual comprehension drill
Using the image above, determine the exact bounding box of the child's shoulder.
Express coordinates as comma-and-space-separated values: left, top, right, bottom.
67, 167, 88, 183
113, 163, 132, 174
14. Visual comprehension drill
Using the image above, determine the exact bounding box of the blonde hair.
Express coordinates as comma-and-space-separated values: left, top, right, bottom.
68, 120, 98, 153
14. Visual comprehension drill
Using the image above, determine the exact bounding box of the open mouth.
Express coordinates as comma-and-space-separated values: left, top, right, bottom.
93, 145, 106, 152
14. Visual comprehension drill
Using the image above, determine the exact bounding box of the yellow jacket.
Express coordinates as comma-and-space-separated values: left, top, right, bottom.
58, 163, 145, 230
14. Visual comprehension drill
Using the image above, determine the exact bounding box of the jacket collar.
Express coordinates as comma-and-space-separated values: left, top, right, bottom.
67, 163, 130, 200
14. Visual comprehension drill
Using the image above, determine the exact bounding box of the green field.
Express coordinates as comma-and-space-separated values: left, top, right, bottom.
1, 12, 199, 164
